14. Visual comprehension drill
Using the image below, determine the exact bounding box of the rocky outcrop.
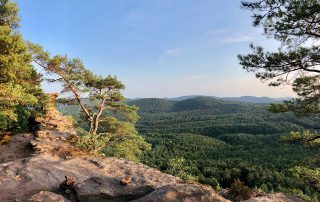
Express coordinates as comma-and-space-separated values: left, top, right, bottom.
0, 106, 230, 202
244, 193, 306, 202
31, 191, 70, 202
132, 184, 229, 202
0, 98, 307, 202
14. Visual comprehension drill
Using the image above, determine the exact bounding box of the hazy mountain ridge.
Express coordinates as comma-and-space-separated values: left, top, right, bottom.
128, 96, 278, 114
165, 95, 291, 103
129, 95, 291, 104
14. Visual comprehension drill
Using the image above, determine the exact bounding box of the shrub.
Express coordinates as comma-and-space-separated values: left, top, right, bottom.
0, 134, 11, 145
76, 132, 106, 155
199, 178, 220, 190
103, 133, 151, 162
228, 179, 253, 202
12, 106, 32, 133
165, 157, 197, 180
0, 115, 9, 131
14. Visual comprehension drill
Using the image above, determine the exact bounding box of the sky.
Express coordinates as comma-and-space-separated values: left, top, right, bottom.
16, 0, 295, 98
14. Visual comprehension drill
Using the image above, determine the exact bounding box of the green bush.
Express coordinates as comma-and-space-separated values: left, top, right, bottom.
0, 115, 9, 131
228, 179, 253, 202
12, 106, 32, 133
76, 132, 106, 155
103, 132, 151, 162
199, 178, 220, 190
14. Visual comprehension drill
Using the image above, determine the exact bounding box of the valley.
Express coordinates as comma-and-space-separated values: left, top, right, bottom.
58, 96, 320, 200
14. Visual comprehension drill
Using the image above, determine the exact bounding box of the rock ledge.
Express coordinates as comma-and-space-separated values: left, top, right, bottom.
0, 107, 229, 202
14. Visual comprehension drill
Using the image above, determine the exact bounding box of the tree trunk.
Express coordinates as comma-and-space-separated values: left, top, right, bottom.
89, 114, 99, 135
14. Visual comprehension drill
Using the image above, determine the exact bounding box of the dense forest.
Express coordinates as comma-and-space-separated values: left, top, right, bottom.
58, 96, 320, 201
1, 0, 320, 201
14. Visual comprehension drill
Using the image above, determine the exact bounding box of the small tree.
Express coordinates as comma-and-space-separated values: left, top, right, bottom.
238, 0, 320, 143
29, 44, 150, 159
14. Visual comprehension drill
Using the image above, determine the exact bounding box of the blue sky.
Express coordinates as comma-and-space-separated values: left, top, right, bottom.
16, 0, 294, 98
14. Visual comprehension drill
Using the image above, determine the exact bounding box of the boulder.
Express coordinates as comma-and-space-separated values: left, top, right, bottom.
244, 193, 306, 202
132, 184, 230, 202
75, 176, 154, 201
31, 191, 69, 202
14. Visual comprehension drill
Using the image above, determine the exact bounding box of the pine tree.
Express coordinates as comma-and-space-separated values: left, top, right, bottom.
239, 0, 320, 143
29, 44, 150, 160
0, 0, 45, 132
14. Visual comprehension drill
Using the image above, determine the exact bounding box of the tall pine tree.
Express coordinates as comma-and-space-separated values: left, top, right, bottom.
0, 0, 45, 132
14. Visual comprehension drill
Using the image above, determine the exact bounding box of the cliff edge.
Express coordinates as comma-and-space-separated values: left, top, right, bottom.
0, 106, 229, 202
0, 105, 306, 202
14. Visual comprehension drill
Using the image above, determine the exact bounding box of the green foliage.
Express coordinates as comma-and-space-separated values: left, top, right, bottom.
12, 106, 32, 132
76, 132, 107, 155
290, 166, 320, 193
199, 178, 220, 190
102, 119, 151, 161
131, 97, 318, 136
104, 134, 151, 162
0, 0, 19, 29
239, 3, 320, 199
106, 97, 320, 200
76, 118, 151, 160
166, 157, 193, 180
29, 37, 149, 161
59, 97, 320, 199
239, 0, 320, 118
282, 131, 320, 146
241, 0, 320, 45
0, 0, 45, 132
0, 114, 9, 131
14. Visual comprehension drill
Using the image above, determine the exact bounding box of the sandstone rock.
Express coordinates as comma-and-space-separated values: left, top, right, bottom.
36, 131, 49, 138
244, 193, 306, 202
31, 191, 69, 202
75, 175, 154, 201
0, 155, 222, 201
132, 184, 230, 202
0, 133, 34, 163
120, 176, 132, 185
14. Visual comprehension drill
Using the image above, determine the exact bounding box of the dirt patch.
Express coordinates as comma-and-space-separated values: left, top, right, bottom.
0, 133, 34, 163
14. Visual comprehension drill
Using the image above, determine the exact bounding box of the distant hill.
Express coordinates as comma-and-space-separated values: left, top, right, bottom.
128, 96, 320, 136
221, 96, 291, 103
129, 96, 251, 113
128, 98, 175, 113
166, 95, 217, 101
166, 95, 291, 103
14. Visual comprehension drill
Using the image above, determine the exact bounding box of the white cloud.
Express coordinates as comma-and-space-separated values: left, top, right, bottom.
157, 48, 184, 64
219, 35, 254, 44
202, 29, 262, 45
164, 48, 183, 56
157, 29, 262, 64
